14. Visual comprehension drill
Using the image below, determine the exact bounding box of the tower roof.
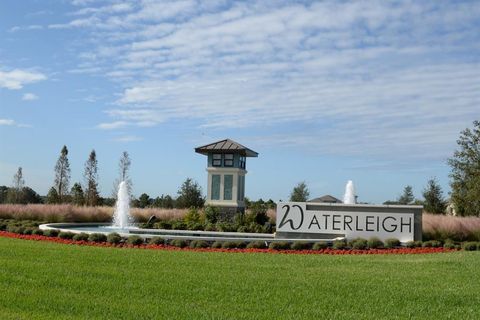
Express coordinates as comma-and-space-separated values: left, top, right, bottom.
195, 139, 258, 157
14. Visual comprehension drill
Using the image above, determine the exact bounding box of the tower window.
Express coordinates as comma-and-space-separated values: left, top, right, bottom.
212, 154, 222, 166
224, 154, 234, 167
239, 156, 246, 169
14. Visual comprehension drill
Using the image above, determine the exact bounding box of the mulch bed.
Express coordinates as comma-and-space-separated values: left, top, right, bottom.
0, 231, 454, 255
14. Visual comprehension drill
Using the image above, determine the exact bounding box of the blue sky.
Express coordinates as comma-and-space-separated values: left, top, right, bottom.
0, 0, 479, 203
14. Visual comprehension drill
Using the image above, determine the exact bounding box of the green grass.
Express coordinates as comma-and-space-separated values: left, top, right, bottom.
0, 238, 479, 319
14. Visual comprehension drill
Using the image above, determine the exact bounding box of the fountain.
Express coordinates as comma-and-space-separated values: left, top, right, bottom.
112, 181, 132, 229
343, 180, 356, 204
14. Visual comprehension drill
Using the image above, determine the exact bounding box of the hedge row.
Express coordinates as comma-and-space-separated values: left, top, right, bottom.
1, 219, 479, 251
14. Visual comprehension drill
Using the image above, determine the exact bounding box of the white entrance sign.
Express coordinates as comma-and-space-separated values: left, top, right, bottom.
276, 202, 416, 242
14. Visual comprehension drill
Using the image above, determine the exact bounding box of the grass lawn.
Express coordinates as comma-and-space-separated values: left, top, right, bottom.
0, 238, 479, 319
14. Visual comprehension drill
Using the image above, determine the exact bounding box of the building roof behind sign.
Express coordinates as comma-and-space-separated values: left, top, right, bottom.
308, 195, 342, 203
195, 139, 258, 157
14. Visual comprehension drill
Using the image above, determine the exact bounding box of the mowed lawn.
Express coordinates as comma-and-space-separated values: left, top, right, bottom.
0, 238, 479, 320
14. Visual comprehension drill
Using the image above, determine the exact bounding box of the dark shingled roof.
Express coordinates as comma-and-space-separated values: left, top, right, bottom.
195, 139, 258, 157
308, 195, 342, 203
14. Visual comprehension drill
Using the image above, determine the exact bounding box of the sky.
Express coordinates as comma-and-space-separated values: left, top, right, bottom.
0, 0, 479, 203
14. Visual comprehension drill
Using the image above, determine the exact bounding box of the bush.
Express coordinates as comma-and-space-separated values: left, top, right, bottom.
184, 207, 202, 226
72, 233, 89, 241
127, 235, 144, 246
444, 242, 456, 249
88, 233, 107, 243
0, 222, 7, 231
246, 241, 267, 249
222, 241, 246, 249
269, 241, 291, 250
384, 238, 401, 248
367, 237, 384, 249
149, 237, 165, 245
170, 239, 188, 248
422, 240, 442, 248
22, 227, 35, 235
290, 242, 312, 250
32, 229, 44, 236
211, 241, 223, 248
58, 232, 75, 239
351, 238, 368, 250
462, 242, 478, 251
107, 233, 122, 244
405, 241, 417, 248
43, 229, 59, 237
312, 242, 328, 250
7, 225, 25, 234
332, 240, 347, 250
187, 222, 205, 231
171, 221, 187, 230
216, 222, 237, 232
204, 224, 217, 231
154, 221, 172, 230
189, 240, 209, 249
204, 206, 219, 224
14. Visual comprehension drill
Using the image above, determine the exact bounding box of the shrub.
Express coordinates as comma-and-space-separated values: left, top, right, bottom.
269, 241, 291, 250
422, 240, 442, 248
187, 222, 204, 231
22, 227, 35, 235
204, 224, 217, 231
312, 242, 328, 250
107, 233, 122, 244
32, 229, 44, 236
171, 221, 187, 230
149, 237, 165, 245
462, 242, 478, 251
88, 233, 107, 243
216, 222, 237, 232
290, 242, 312, 250
58, 232, 75, 239
222, 241, 246, 249
351, 238, 368, 250
332, 240, 347, 250
444, 242, 456, 249
43, 229, 59, 237
189, 240, 209, 249
127, 235, 144, 246
367, 237, 384, 249
211, 241, 223, 248
72, 233, 89, 241
246, 241, 267, 249
154, 221, 172, 230
405, 241, 417, 248
0, 222, 7, 231
7, 225, 25, 234
184, 207, 202, 225
204, 206, 219, 224
170, 239, 188, 248
384, 238, 401, 248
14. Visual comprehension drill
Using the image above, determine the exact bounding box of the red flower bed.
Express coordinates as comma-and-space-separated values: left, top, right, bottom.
0, 231, 455, 255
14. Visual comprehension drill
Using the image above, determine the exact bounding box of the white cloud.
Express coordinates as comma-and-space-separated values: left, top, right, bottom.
113, 135, 143, 142
22, 93, 39, 101
0, 69, 47, 90
9, 25, 43, 32
0, 119, 31, 128
97, 121, 128, 130
0, 119, 15, 126
51, 1, 480, 160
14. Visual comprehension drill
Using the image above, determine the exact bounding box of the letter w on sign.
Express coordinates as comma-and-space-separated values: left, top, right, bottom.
278, 204, 304, 230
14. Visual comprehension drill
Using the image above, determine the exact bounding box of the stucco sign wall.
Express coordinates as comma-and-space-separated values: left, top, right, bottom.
276, 202, 423, 242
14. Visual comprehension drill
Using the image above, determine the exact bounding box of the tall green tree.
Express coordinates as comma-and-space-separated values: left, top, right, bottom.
7, 167, 25, 204
71, 183, 85, 206
138, 193, 152, 208
448, 120, 480, 216
53, 145, 71, 202
112, 151, 132, 198
289, 181, 310, 202
398, 185, 414, 205
46, 187, 60, 204
176, 178, 204, 208
422, 178, 446, 214
84, 150, 100, 206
